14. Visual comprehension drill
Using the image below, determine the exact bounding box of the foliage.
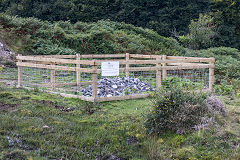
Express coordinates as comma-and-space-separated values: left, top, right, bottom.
210, 0, 240, 49
0, 78, 239, 159
0, 13, 185, 56
162, 76, 203, 90
185, 47, 240, 83
215, 79, 240, 97
80, 101, 102, 115
0, 0, 210, 38
214, 83, 234, 96
206, 96, 225, 115
179, 14, 216, 50
145, 87, 210, 135
1, 0, 240, 50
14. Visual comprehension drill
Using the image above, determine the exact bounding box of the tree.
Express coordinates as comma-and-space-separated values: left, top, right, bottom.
179, 14, 216, 50
210, 0, 240, 49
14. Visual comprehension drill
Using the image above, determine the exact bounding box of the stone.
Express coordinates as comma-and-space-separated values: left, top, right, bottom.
81, 77, 153, 97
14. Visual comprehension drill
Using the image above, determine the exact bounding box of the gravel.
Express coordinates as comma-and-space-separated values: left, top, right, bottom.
81, 77, 153, 97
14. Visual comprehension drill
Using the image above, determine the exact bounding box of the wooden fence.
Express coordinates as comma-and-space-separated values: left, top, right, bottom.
16, 53, 215, 102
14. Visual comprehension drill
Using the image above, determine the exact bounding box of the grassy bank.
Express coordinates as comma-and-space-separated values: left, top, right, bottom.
0, 79, 239, 159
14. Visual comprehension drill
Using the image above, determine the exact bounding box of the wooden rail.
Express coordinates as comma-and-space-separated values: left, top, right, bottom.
16, 54, 215, 102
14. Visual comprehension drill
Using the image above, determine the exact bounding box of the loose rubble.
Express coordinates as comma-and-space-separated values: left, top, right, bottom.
0, 41, 12, 60
81, 77, 153, 97
0, 40, 15, 67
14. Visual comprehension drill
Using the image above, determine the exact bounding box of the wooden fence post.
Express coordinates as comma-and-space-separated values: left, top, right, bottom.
156, 56, 162, 90
76, 54, 81, 86
162, 55, 167, 80
92, 61, 98, 102
17, 54, 22, 87
209, 60, 215, 92
50, 63, 55, 91
126, 53, 130, 77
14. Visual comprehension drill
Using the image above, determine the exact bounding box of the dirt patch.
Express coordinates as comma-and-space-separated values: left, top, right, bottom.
0, 103, 18, 111
39, 100, 75, 112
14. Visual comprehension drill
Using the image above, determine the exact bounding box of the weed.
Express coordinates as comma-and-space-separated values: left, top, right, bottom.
80, 101, 102, 115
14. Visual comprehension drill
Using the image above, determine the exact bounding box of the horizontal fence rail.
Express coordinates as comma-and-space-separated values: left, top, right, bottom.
16, 53, 215, 102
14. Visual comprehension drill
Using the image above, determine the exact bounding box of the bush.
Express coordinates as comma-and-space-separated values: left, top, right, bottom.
180, 14, 216, 50
162, 76, 203, 90
145, 87, 210, 135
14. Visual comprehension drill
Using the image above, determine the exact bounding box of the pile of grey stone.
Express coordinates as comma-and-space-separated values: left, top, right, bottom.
0, 41, 15, 67
81, 77, 153, 97
0, 41, 12, 60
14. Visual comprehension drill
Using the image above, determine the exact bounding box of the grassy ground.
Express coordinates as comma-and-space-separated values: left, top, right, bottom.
0, 69, 239, 159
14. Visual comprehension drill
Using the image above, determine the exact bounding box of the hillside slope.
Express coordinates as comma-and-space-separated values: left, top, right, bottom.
0, 14, 185, 56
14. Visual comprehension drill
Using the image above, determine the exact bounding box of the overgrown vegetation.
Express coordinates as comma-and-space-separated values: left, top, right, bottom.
1, 0, 239, 49
0, 13, 185, 56
145, 87, 225, 135
0, 1, 240, 159
0, 82, 239, 159
185, 47, 240, 86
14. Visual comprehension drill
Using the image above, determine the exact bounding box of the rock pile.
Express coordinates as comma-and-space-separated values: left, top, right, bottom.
0, 41, 15, 67
0, 41, 12, 60
81, 77, 153, 97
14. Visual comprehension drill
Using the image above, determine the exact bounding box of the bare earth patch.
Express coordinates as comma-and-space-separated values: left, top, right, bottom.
0, 103, 18, 111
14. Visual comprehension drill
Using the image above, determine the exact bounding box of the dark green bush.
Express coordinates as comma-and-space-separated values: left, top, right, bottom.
145, 87, 209, 135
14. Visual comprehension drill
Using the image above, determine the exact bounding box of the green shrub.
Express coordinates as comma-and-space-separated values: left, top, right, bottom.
145, 87, 209, 135
162, 76, 203, 90
180, 14, 216, 50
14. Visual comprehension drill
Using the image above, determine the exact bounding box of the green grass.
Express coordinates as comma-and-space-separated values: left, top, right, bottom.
0, 82, 239, 159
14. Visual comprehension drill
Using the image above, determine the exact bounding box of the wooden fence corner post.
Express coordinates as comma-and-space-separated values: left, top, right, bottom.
50, 63, 56, 91
92, 60, 98, 102
126, 53, 130, 77
209, 59, 215, 92
162, 55, 167, 80
156, 56, 162, 90
76, 54, 81, 86
17, 54, 23, 88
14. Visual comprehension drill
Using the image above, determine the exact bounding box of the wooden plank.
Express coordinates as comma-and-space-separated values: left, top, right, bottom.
96, 59, 214, 65
16, 56, 95, 65
80, 54, 126, 58
32, 55, 76, 59
50, 68, 55, 91
158, 64, 215, 70
17, 62, 95, 73
92, 60, 126, 64
162, 55, 167, 79
76, 54, 81, 86
167, 63, 204, 66
130, 54, 161, 59
167, 56, 215, 63
95, 60, 158, 65
21, 86, 95, 102
209, 62, 215, 92
156, 56, 161, 90
126, 53, 130, 77
39, 81, 92, 87
96, 67, 158, 73
92, 64, 98, 101
96, 64, 214, 73
95, 94, 149, 102
17, 54, 22, 87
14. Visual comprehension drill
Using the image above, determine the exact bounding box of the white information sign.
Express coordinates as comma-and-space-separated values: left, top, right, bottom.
101, 61, 119, 76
